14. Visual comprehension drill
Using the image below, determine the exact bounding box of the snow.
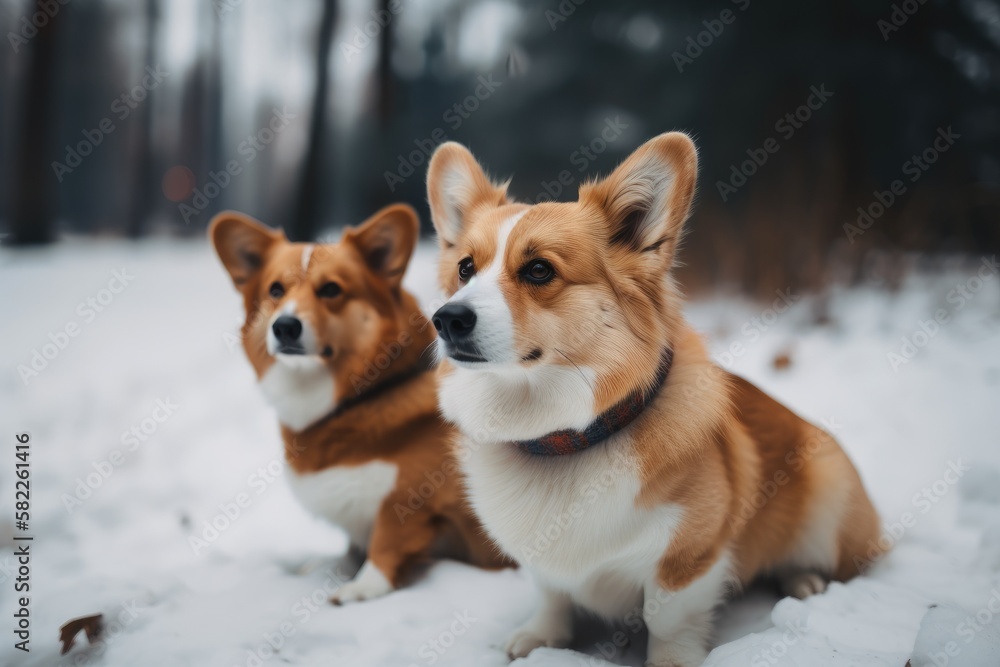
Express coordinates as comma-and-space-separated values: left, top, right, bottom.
1, 240, 998, 667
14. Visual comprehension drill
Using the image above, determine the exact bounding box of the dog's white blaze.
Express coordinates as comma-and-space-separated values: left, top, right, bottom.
437, 209, 597, 439
301, 244, 314, 272
286, 461, 398, 547
443, 211, 524, 364
265, 299, 321, 357
258, 356, 335, 431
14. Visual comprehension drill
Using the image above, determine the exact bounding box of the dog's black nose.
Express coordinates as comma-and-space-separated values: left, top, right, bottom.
272, 316, 303, 344
433, 304, 477, 343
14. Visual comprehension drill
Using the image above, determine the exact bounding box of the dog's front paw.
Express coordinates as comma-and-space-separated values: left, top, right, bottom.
505, 624, 571, 659
329, 561, 393, 605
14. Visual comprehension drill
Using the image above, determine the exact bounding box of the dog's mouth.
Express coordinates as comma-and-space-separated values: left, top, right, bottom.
275, 344, 307, 356
450, 350, 488, 363
443, 342, 488, 364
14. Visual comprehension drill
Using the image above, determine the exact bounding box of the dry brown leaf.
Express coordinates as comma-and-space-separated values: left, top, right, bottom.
59, 613, 103, 655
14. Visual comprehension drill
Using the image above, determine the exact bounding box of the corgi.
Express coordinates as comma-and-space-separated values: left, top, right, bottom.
210, 204, 509, 603
424, 133, 883, 666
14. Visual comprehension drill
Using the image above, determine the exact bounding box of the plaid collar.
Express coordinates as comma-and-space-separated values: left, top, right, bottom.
512, 348, 674, 456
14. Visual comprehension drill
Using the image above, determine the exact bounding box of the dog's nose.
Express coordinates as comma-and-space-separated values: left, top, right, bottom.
272, 316, 303, 345
433, 304, 477, 343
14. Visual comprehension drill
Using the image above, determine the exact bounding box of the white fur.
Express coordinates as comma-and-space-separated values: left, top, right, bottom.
440, 212, 524, 365
439, 363, 597, 442
265, 300, 322, 356
438, 210, 599, 440
505, 588, 573, 658
436, 163, 483, 244
460, 431, 732, 666
258, 357, 335, 431
461, 433, 682, 617
612, 151, 678, 249
442, 191, 734, 666
330, 559, 394, 604
301, 244, 314, 272
644, 553, 732, 667
286, 461, 398, 547
259, 298, 335, 431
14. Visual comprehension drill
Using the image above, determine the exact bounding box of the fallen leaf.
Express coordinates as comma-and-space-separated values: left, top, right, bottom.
59, 614, 103, 655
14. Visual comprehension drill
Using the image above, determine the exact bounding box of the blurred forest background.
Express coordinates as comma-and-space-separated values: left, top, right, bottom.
1, 0, 998, 295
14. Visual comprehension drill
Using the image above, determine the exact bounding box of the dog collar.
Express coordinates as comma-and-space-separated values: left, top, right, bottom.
310, 357, 436, 429
512, 348, 674, 456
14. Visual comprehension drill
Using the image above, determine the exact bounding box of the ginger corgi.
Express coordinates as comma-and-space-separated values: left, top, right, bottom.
425, 133, 883, 665
210, 204, 508, 603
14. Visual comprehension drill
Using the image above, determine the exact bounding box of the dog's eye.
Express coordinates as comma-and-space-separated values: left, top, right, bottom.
317, 282, 342, 298
458, 257, 476, 282
521, 260, 555, 285
268, 281, 285, 298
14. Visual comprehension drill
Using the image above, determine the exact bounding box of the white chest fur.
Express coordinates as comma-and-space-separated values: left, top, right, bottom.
461, 435, 683, 618
258, 359, 336, 432
285, 461, 398, 548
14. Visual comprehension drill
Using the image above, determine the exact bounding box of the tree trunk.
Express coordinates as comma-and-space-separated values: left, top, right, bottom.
10, 0, 63, 245
290, 0, 337, 242
126, 0, 159, 238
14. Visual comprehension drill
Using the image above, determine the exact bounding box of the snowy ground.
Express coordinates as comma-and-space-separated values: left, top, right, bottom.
1, 240, 999, 667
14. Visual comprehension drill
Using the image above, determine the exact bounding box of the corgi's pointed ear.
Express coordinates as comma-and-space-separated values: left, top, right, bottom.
209, 211, 284, 288
345, 203, 419, 288
583, 132, 698, 258
427, 142, 508, 247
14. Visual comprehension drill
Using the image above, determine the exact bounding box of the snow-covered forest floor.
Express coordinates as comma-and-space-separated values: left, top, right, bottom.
2, 241, 999, 666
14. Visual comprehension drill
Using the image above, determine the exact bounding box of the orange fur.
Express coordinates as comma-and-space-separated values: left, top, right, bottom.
210, 206, 510, 590
427, 132, 883, 597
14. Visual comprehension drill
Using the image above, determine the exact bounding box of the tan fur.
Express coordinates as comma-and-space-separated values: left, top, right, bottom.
427, 132, 883, 596
210, 205, 510, 588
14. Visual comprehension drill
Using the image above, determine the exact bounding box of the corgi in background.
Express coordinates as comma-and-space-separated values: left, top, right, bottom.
425, 133, 882, 666
210, 204, 509, 603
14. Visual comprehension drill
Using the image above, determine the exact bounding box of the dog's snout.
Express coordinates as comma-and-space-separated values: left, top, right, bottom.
433, 304, 477, 344
272, 316, 303, 345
